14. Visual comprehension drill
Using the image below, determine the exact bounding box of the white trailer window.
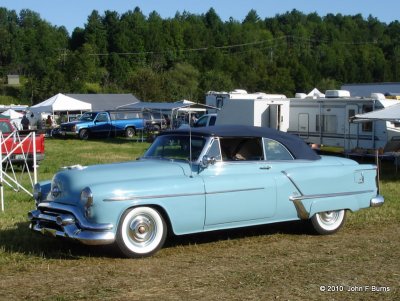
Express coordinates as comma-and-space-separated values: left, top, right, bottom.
316, 115, 337, 133
361, 105, 373, 132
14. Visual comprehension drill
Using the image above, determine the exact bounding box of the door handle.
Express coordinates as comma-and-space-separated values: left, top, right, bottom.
259, 166, 271, 170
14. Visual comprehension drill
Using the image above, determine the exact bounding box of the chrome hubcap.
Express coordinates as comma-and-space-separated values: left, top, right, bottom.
319, 211, 340, 225
128, 215, 156, 246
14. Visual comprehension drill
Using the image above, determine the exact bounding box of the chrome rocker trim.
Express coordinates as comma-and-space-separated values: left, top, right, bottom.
28, 202, 115, 246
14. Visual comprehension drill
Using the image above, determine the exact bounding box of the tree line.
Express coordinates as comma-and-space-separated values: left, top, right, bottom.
0, 7, 399, 104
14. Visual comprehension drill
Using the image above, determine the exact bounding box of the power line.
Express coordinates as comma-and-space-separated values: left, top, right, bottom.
59, 35, 382, 58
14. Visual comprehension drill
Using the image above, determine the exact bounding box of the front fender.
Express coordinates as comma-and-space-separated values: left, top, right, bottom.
88, 176, 206, 235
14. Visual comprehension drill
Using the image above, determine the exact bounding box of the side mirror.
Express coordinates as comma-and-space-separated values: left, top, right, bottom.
201, 155, 216, 168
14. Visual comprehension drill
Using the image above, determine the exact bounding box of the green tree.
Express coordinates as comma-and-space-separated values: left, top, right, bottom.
125, 67, 164, 101
164, 62, 200, 101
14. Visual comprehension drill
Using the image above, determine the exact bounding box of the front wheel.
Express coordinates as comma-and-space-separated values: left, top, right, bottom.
79, 129, 89, 140
310, 209, 346, 235
116, 207, 167, 258
125, 127, 136, 138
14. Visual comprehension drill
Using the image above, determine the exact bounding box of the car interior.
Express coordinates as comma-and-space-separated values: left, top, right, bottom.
220, 138, 264, 161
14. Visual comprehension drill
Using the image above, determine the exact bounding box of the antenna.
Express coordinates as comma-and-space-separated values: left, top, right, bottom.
189, 109, 193, 178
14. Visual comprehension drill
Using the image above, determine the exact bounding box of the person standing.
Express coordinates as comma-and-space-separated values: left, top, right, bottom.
21, 112, 30, 130
45, 115, 53, 136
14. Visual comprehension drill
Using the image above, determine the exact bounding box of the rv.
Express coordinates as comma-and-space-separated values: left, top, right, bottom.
287, 92, 399, 151
205, 90, 288, 131
206, 89, 400, 152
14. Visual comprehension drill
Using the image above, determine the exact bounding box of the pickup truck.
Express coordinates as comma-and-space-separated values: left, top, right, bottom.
178, 113, 217, 129
59, 111, 146, 140
0, 118, 45, 166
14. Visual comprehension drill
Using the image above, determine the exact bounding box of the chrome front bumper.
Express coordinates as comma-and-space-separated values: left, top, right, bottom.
59, 130, 78, 136
28, 203, 115, 246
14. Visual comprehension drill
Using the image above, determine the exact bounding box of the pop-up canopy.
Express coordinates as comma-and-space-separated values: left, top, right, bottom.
1, 109, 23, 119
29, 93, 92, 113
352, 103, 400, 122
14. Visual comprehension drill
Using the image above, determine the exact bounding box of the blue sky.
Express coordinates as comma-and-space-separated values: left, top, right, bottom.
0, 0, 398, 34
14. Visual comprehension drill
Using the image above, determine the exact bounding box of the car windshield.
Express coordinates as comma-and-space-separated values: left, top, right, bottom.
0, 121, 13, 133
79, 112, 97, 122
143, 135, 206, 162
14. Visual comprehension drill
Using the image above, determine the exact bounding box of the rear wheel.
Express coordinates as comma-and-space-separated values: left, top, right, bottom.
152, 124, 161, 131
125, 127, 136, 138
79, 129, 89, 140
310, 209, 346, 235
116, 207, 167, 258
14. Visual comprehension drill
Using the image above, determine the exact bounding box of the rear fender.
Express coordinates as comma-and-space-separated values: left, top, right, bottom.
283, 164, 378, 219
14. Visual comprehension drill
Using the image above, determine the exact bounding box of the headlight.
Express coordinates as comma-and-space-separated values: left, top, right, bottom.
51, 183, 62, 198
81, 187, 94, 218
81, 187, 93, 208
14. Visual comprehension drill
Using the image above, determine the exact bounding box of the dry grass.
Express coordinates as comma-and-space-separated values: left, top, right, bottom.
0, 222, 398, 301
0, 138, 398, 301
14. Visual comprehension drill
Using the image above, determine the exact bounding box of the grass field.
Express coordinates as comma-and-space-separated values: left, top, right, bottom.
0, 137, 399, 301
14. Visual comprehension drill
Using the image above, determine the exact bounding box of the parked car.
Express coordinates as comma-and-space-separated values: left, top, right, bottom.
178, 113, 217, 129
28, 125, 383, 258
193, 113, 217, 127
0, 118, 45, 166
142, 111, 168, 131
59, 111, 145, 139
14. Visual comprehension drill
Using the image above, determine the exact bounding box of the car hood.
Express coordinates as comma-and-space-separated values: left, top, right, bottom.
61, 121, 83, 127
48, 159, 190, 203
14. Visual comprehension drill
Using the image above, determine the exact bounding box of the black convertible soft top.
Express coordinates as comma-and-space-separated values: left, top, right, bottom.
161, 125, 320, 161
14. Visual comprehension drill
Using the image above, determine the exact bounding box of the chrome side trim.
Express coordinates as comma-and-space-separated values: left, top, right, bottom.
355, 168, 377, 172
105, 191, 204, 202
281, 171, 304, 195
291, 199, 310, 219
207, 187, 264, 195
289, 190, 374, 202
104, 187, 264, 202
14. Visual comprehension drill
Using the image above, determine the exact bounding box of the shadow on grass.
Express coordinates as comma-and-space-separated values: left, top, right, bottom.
165, 220, 313, 249
0, 221, 120, 259
0, 220, 312, 259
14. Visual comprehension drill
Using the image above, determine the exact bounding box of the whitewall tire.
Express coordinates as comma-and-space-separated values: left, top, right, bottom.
310, 209, 346, 235
116, 207, 167, 258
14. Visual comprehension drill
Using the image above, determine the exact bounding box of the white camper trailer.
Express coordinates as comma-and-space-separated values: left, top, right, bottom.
205, 90, 289, 131
287, 92, 400, 151
206, 89, 400, 152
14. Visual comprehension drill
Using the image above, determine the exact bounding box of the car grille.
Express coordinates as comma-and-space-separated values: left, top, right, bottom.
60, 125, 72, 131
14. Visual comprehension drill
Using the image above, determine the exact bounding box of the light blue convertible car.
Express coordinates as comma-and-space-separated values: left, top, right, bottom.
28, 125, 384, 257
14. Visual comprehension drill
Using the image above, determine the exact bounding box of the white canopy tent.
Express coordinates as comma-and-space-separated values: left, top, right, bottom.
29, 93, 92, 114
352, 103, 400, 122
1, 109, 23, 119
306, 88, 325, 98
1, 109, 24, 130
353, 103, 400, 172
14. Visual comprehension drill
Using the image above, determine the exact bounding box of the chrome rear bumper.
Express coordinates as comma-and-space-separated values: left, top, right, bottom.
370, 195, 384, 207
